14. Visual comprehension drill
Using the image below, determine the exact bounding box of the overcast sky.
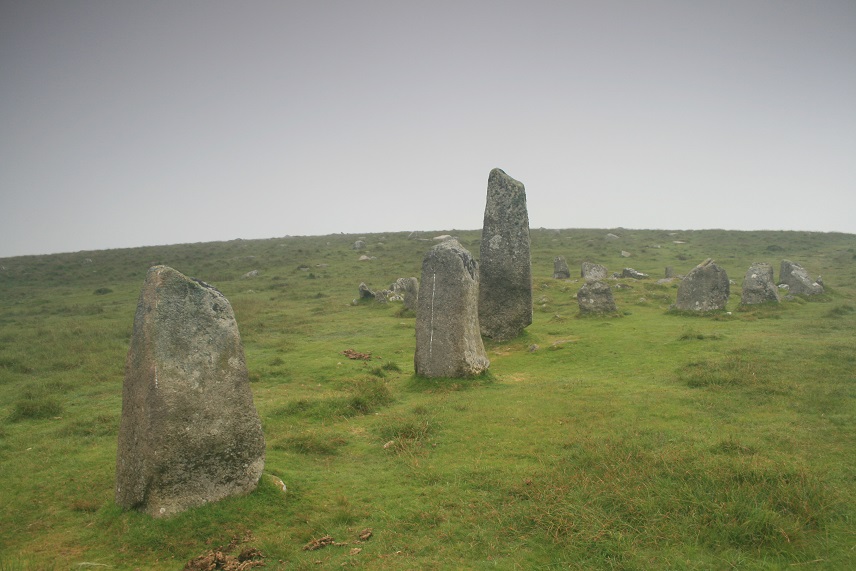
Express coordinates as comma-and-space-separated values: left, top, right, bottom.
2, 1, 854, 258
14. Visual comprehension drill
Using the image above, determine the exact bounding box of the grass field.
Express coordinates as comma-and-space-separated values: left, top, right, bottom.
1, 228, 854, 570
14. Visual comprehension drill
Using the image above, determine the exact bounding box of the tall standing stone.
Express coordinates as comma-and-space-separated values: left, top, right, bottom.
779, 260, 824, 296
674, 258, 730, 311
116, 266, 265, 518
553, 256, 570, 279
741, 262, 780, 305
415, 240, 489, 377
478, 168, 532, 340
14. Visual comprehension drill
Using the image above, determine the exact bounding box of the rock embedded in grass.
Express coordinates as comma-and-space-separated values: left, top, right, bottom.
115, 265, 265, 518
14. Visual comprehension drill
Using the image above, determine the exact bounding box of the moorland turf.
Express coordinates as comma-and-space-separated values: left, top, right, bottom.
0, 228, 854, 570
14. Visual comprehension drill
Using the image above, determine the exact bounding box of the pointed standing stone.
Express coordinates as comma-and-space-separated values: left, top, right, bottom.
415, 240, 489, 377
116, 266, 265, 518
478, 168, 532, 340
779, 260, 824, 296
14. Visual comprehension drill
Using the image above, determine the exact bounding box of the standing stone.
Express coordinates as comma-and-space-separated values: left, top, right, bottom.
674, 258, 730, 311
665, 267, 675, 278
577, 280, 618, 315
779, 260, 824, 296
741, 262, 780, 305
478, 168, 532, 341
415, 240, 489, 377
116, 266, 265, 518
581, 261, 608, 282
393, 277, 419, 312
553, 256, 570, 279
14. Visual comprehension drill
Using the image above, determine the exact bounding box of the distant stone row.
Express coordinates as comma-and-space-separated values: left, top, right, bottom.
553, 256, 824, 314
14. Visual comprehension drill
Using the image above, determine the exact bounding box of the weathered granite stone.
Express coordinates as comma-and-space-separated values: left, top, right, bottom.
393, 277, 419, 312
674, 258, 730, 311
581, 262, 608, 282
665, 267, 675, 278
478, 168, 532, 340
415, 240, 489, 377
741, 262, 780, 305
620, 268, 649, 279
577, 280, 618, 315
115, 266, 265, 518
553, 256, 570, 279
358, 282, 375, 299
779, 260, 824, 296
353, 240, 365, 250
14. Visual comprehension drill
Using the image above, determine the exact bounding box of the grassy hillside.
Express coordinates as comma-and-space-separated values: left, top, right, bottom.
1, 228, 854, 570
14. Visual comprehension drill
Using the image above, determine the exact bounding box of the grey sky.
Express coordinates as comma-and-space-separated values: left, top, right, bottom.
2, 1, 854, 258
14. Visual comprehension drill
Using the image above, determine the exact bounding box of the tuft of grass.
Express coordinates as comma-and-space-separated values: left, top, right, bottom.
376, 408, 434, 455
505, 436, 840, 562
270, 377, 393, 420
826, 303, 855, 318
677, 350, 767, 389
8, 384, 64, 421
677, 327, 722, 341
272, 431, 347, 455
